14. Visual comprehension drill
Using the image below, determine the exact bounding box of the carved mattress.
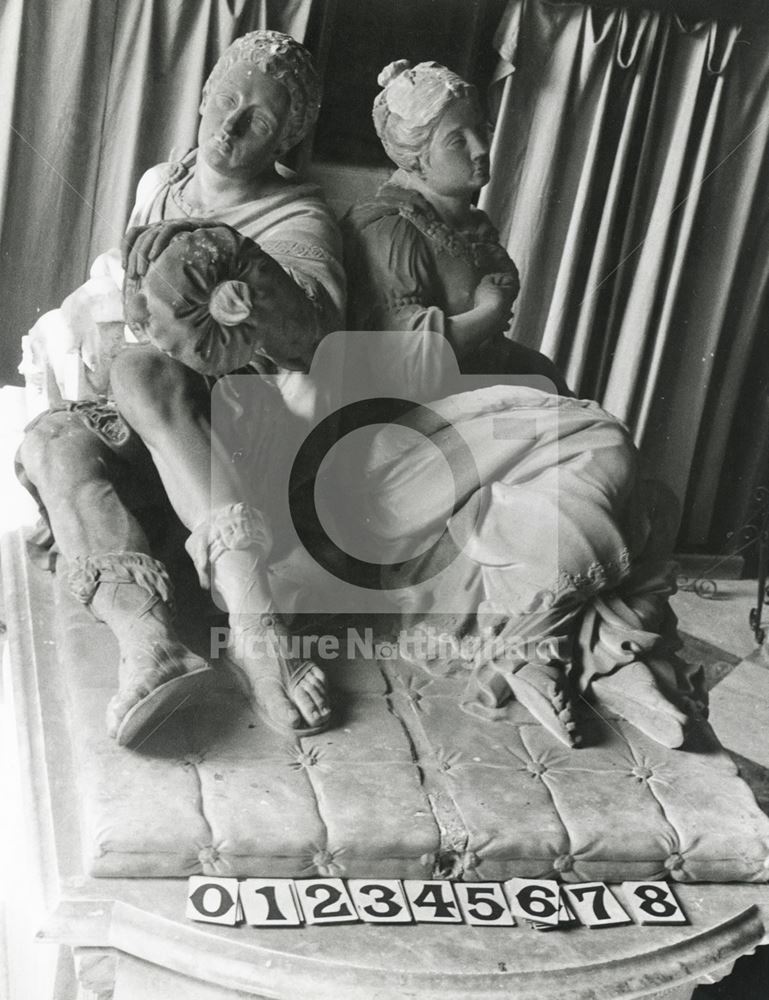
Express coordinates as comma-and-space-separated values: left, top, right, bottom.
13, 534, 769, 884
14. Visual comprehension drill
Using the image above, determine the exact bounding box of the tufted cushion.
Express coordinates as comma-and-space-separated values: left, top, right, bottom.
123, 225, 313, 375
52, 571, 769, 882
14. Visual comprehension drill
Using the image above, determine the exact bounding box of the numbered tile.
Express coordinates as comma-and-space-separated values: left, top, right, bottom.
530, 891, 578, 931
562, 882, 631, 928
503, 878, 560, 926
454, 882, 516, 926
622, 881, 688, 926
240, 879, 303, 927
186, 876, 241, 926
558, 892, 579, 926
294, 878, 360, 925
348, 880, 413, 924
403, 880, 463, 923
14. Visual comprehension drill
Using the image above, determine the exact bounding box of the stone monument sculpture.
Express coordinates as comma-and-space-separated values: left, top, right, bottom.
16, 31, 345, 747
341, 60, 705, 750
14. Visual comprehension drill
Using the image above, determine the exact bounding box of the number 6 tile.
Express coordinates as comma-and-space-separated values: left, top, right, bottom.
503, 878, 561, 926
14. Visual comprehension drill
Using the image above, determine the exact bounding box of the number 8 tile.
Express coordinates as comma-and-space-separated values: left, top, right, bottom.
622, 881, 688, 925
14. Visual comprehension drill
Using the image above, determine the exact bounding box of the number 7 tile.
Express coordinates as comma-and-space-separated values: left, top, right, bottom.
562, 882, 631, 927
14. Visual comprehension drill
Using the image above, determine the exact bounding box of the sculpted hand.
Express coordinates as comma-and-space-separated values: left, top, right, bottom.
473, 269, 520, 321
122, 220, 225, 280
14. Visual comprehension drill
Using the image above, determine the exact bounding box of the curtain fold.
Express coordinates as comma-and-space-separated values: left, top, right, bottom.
0, 0, 315, 385
481, 0, 769, 550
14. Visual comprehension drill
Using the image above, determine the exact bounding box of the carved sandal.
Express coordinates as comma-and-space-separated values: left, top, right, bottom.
115, 667, 223, 748
242, 612, 332, 738
185, 504, 332, 739
68, 551, 220, 748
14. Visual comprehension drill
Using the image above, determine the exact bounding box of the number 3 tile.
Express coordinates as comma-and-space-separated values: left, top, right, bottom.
347, 879, 413, 923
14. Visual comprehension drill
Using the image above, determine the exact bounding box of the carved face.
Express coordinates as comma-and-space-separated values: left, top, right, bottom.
198, 63, 291, 178
419, 97, 490, 198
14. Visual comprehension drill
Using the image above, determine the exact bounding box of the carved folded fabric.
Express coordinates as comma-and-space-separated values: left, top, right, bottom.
123, 224, 317, 375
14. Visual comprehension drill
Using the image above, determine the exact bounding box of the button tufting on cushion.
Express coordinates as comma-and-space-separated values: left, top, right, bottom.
35, 526, 769, 884
312, 849, 345, 876
198, 846, 220, 865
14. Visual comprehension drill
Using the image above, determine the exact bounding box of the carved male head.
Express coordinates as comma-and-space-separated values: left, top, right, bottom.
198, 30, 321, 177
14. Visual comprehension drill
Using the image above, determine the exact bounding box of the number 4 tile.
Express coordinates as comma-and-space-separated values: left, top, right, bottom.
562, 882, 631, 928
403, 880, 463, 923
622, 881, 688, 925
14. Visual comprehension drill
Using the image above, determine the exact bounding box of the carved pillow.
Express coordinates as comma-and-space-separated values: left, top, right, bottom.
123, 224, 309, 376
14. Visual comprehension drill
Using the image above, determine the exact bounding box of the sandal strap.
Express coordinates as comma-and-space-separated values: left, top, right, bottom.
66, 551, 174, 615
233, 613, 315, 691
185, 503, 272, 589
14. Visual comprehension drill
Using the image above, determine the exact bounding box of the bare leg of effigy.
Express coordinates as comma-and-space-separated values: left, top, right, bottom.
110, 346, 330, 735
185, 504, 331, 735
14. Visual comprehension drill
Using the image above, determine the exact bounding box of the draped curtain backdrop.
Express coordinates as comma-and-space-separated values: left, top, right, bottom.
480, 0, 769, 552
0, 0, 314, 383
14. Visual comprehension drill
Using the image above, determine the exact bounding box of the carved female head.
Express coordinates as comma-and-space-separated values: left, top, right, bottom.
372, 60, 487, 184
201, 30, 321, 159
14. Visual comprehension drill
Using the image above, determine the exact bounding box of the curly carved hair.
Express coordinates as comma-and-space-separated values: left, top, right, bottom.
201, 30, 321, 155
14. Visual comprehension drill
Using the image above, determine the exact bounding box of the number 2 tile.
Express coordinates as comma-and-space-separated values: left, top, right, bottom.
294, 878, 360, 925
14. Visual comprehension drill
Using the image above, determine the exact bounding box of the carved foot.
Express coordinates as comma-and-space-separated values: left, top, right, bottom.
504, 660, 582, 748
107, 630, 215, 747
591, 661, 689, 749
230, 616, 331, 737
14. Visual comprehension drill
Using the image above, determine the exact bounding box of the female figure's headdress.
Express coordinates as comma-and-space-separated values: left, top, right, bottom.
372, 60, 477, 171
